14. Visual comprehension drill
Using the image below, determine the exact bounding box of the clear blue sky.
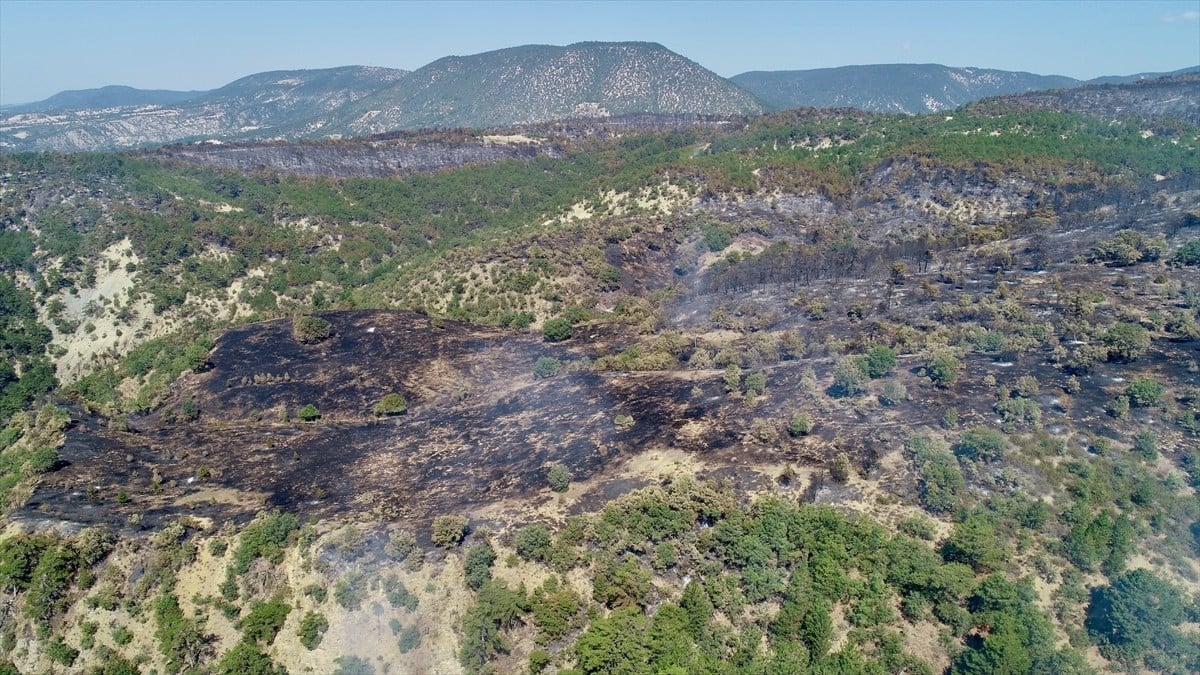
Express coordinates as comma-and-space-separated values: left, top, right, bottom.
1, 0, 1197, 105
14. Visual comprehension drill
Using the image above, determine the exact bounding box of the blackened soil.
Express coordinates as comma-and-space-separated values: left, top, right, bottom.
19, 312, 778, 531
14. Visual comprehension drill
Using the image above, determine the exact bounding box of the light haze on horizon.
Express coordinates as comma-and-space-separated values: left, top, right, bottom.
1, 0, 1198, 106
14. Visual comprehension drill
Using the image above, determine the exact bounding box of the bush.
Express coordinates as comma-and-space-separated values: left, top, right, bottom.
533, 357, 561, 379
529, 648, 552, 673
955, 426, 1007, 462
232, 511, 299, 574
1173, 238, 1200, 266
1086, 569, 1186, 662
215, 641, 282, 675
927, 352, 963, 388
1125, 378, 1164, 407
45, 637, 78, 666
515, 524, 552, 563
864, 345, 897, 378
398, 624, 421, 653
830, 357, 868, 397
787, 412, 813, 436
830, 453, 853, 483
879, 380, 908, 406
911, 437, 964, 514
432, 515, 468, 548
297, 611, 328, 650
1104, 322, 1151, 362
546, 463, 571, 492
372, 393, 407, 416
542, 318, 573, 342
239, 596, 290, 645
292, 315, 333, 344
464, 543, 497, 591
1132, 430, 1158, 460
298, 404, 320, 422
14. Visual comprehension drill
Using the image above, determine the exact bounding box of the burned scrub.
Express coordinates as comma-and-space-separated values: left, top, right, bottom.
16, 312, 751, 530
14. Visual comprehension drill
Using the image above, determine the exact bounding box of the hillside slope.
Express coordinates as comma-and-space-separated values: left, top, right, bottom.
0, 66, 407, 152
732, 63, 1079, 113
326, 41, 764, 135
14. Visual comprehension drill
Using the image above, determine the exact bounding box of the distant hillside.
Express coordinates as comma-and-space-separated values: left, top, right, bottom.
967, 73, 1200, 125
324, 42, 763, 135
0, 66, 407, 152
1, 85, 203, 112
2, 45, 1196, 151
732, 64, 1079, 114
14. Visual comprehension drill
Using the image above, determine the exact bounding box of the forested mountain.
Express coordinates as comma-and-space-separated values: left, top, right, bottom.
0, 66, 407, 152
5, 41, 1193, 152
731, 63, 1200, 114
322, 42, 764, 135
0, 73, 1198, 675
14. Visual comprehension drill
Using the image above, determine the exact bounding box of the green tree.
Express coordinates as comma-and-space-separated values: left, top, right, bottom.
464, 543, 497, 591
1086, 569, 1186, 662
955, 427, 1007, 462
431, 515, 468, 548
864, 345, 897, 378
546, 463, 571, 492
830, 357, 867, 397
1124, 378, 1164, 407
1103, 322, 1151, 362
927, 352, 963, 388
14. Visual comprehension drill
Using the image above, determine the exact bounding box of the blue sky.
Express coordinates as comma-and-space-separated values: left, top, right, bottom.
1, 0, 1197, 105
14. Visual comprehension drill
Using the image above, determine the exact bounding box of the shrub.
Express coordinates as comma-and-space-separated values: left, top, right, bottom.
45, 637, 78, 666
879, 380, 908, 406
514, 524, 552, 563
532, 357, 561, 379
1091, 229, 1167, 266
546, 463, 571, 492
927, 352, 963, 388
864, 345, 897, 378
542, 318, 572, 342
398, 624, 421, 653
787, 412, 813, 436
529, 648, 552, 673
830, 453, 853, 483
749, 418, 780, 444
292, 315, 333, 344
238, 596, 290, 645
297, 611, 328, 650
232, 511, 300, 574
215, 641, 281, 675
830, 357, 868, 397
1132, 430, 1158, 460
298, 404, 320, 422
1125, 378, 1164, 407
1109, 395, 1131, 419
1103, 323, 1151, 362
743, 371, 767, 395
613, 414, 634, 431
1173, 238, 1200, 266
955, 427, 1007, 462
431, 515, 468, 548
911, 437, 965, 514
372, 393, 407, 416
464, 543, 497, 591
1086, 569, 1185, 662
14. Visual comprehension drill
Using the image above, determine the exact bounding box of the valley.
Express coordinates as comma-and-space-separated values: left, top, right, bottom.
0, 74, 1198, 674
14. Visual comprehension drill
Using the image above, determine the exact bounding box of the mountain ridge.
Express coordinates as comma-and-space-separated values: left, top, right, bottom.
2, 41, 1197, 152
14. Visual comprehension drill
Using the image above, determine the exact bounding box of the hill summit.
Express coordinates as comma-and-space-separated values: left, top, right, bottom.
330, 41, 764, 134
